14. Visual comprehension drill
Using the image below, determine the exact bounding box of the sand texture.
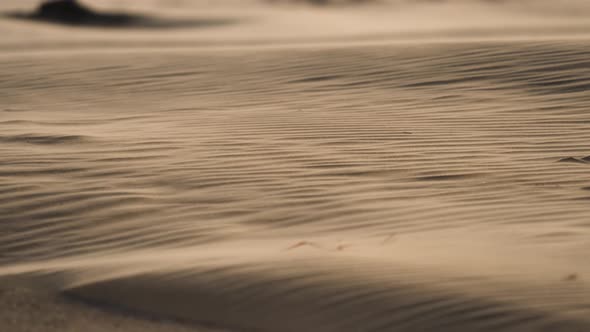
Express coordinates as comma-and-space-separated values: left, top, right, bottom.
1, 1, 590, 331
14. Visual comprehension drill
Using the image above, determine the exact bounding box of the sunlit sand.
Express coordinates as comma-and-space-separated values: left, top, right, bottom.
1, 1, 590, 331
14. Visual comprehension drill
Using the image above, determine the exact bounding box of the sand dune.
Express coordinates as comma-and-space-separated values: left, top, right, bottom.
0, 285, 228, 332
1, 0, 590, 331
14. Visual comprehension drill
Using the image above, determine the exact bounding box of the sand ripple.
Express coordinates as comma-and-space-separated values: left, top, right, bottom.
1, 39, 590, 331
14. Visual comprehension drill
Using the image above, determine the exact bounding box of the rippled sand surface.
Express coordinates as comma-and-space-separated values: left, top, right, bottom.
1, 1, 590, 331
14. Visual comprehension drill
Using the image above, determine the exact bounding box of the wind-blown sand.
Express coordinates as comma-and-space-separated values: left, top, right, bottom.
0, 285, 227, 332
1, 1, 590, 331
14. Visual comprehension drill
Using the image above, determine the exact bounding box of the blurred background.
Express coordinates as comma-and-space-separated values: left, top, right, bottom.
2, 0, 590, 49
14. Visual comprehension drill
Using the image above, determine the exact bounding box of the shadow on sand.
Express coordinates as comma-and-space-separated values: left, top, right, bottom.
3, 0, 238, 29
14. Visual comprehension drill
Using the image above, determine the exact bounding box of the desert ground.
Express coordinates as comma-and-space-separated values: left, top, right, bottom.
1, 1, 590, 331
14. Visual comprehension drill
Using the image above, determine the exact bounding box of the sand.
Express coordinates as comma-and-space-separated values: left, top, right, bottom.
0, 284, 228, 332
1, 0, 590, 331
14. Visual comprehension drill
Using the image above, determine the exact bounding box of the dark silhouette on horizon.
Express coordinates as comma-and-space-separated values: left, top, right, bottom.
37, 0, 99, 24
35, 0, 124, 25
3, 0, 239, 29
